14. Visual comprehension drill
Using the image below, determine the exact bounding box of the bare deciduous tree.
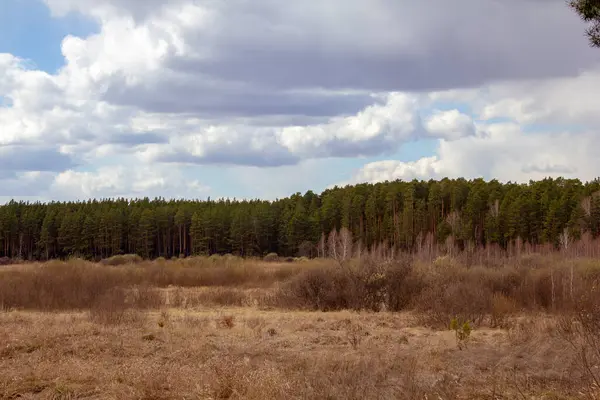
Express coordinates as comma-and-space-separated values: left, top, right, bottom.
559, 228, 571, 252
327, 229, 338, 261
317, 233, 326, 258
338, 227, 353, 261
326, 227, 353, 264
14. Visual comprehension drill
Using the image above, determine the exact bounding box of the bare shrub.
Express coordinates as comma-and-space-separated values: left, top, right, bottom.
0, 259, 308, 311
557, 285, 600, 396
490, 293, 518, 328
130, 285, 164, 309
88, 288, 145, 326
263, 253, 279, 262
416, 279, 491, 328
99, 254, 143, 266
383, 258, 423, 311
280, 257, 420, 312
0, 261, 123, 310
282, 265, 355, 311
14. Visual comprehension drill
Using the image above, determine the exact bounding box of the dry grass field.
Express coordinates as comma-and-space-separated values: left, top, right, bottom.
1, 254, 600, 399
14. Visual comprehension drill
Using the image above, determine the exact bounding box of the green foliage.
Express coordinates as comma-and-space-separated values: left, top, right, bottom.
0, 177, 599, 260
449, 317, 472, 350
569, 0, 600, 47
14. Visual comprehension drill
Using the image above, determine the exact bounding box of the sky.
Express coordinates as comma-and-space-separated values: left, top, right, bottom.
0, 0, 599, 202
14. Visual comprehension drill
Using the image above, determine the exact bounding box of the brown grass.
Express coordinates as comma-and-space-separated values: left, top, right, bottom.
0, 308, 590, 399
2, 254, 600, 398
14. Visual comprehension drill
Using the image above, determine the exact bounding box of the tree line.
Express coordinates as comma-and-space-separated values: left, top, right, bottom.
2, 177, 600, 261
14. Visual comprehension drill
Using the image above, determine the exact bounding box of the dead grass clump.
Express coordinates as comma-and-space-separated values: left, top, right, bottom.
345, 321, 369, 350
130, 285, 164, 309
246, 317, 267, 337
88, 288, 146, 326
143, 262, 303, 288
208, 357, 288, 399
183, 288, 248, 307
219, 315, 236, 329
183, 315, 209, 329
296, 355, 427, 400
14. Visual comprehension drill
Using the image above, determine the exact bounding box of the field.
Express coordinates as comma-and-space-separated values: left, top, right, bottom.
2, 254, 600, 399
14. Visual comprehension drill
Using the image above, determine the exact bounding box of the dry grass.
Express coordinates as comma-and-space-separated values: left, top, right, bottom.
2, 255, 600, 320
0, 308, 591, 399
0, 258, 311, 311
2, 254, 600, 398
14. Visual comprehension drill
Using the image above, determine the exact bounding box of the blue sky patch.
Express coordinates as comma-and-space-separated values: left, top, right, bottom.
0, 0, 97, 73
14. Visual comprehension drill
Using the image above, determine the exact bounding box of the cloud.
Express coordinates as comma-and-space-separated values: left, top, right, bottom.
1, 0, 600, 201
141, 92, 474, 166
0, 146, 76, 172
431, 66, 600, 129
424, 109, 475, 140
347, 157, 442, 185
346, 122, 600, 184
50, 164, 210, 200
0, 172, 55, 197
45, 0, 600, 114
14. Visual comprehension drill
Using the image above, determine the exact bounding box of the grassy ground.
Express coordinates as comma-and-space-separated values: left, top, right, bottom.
0, 307, 588, 399
1, 255, 599, 399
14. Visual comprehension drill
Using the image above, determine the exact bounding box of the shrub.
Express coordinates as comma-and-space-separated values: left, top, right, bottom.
416, 279, 491, 328
490, 293, 517, 328
281, 257, 419, 312
263, 253, 279, 262
100, 254, 143, 266
130, 285, 164, 309
383, 259, 423, 311
450, 317, 472, 350
557, 285, 600, 397
282, 265, 354, 311
88, 288, 145, 326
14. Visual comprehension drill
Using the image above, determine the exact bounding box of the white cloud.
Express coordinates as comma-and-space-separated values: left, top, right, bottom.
433, 67, 600, 129
347, 122, 600, 185
424, 109, 475, 140
50, 164, 210, 200
347, 156, 442, 184
277, 93, 422, 157
1, 0, 600, 200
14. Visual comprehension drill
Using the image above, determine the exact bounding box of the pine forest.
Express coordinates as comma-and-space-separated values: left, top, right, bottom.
2, 177, 600, 261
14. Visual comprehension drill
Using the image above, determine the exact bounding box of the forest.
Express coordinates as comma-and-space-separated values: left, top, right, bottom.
2, 176, 600, 261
